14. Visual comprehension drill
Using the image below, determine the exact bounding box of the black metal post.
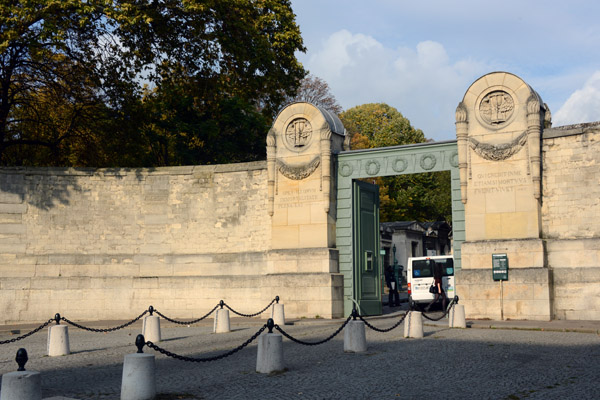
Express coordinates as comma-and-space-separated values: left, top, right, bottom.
16, 348, 27, 371
135, 334, 145, 353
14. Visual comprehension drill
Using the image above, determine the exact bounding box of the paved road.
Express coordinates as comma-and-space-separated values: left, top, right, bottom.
1, 312, 599, 399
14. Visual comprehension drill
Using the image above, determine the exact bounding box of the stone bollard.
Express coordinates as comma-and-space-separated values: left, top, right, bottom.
256, 319, 284, 374
121, 335, 156, 400
343, 319, 367, 353
47, 315, 70, 357
403, 311, 424, 339
213, 307, 231, 333
449, 304, 467, 328
0, 348, 42, 400
142, 306, 161, 343
271, 297, 285, 326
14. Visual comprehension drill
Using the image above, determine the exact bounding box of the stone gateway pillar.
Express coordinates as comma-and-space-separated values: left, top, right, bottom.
455, 72, 552, 320
264, 103, 348, 318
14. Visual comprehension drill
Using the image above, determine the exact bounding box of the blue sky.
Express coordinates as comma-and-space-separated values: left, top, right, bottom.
290, 0, 600, 141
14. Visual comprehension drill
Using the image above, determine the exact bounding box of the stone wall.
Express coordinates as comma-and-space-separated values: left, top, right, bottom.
454, 72, 551, 320
0, 162, 342, 324
457, 123, 600, 321
451, 71, 600, 321
542, 123, 600, 239
542, 122, 600, 320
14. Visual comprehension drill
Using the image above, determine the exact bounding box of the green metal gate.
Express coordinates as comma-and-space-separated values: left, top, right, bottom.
352, 180, 381, 316
336, 140, 464, 316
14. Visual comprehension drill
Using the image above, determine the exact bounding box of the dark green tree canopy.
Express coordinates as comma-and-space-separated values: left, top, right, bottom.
0, 0, 306, 167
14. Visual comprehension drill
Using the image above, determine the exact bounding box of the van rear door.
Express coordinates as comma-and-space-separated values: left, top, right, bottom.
408, 256, 455, 303
410, 259, 434, 303
440, 258, 455, 298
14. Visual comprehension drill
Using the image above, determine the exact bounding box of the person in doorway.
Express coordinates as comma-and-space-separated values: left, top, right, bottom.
425, 261, 447, 312
385, 265, 400, 307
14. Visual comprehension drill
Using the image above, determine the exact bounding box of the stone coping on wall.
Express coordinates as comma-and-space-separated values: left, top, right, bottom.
0, 161, 267, 176
543, 121, 600, 139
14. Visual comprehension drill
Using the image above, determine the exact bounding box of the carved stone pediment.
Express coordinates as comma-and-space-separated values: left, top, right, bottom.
455, 72, 545, 241
266, 102, 346, 219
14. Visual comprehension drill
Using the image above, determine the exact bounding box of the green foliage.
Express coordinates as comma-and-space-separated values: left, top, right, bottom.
139, 77, 268, 166
378, 172, 452, 223
0, 0, 306, 167
340, 103, 426, 149
340, 103, 452, 223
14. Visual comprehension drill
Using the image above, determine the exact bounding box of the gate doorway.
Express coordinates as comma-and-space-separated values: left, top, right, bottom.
352, 180, 381, 315
336, 140, 464, 316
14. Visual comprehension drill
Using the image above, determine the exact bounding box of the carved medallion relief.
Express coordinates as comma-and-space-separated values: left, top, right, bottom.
284, 118, 313, 152
479, 91, 514, 127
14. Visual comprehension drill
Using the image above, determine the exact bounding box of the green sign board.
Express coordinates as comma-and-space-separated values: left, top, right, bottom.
492, 253, 509, 281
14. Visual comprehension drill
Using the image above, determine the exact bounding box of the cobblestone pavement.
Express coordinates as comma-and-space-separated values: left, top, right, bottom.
1, 313, 600, 400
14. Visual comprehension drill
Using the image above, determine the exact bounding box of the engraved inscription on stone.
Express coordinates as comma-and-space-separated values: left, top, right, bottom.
276, 188, 319, 209
479, 91, 514, 126
285, 118, 312, 150
471, 170, 528, 194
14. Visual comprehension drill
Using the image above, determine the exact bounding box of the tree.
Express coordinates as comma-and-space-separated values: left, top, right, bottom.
138, 78, 269, 166
340, 103, 426, 148
1, 2, 111, 165
340, 103, 452, 223
285, 74, 343, 114
0, 0, 306, 167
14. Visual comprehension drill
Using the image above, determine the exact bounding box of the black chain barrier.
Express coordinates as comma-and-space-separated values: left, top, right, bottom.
0, 296, 279, 344
358, 311, 408, 333
153, 304, 220, 325
223, 296, 278, 318
60, 310, 149, 332
142, 324, 267, 362
274, 314, 353, 346
413, 296, 459, 322
0, 319, 53, 345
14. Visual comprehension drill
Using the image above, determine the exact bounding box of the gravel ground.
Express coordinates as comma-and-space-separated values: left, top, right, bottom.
1, 314, 599, 399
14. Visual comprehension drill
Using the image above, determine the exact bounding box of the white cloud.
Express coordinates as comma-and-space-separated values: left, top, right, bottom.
553, 71, 600, 126
307, 30, 384, 79
416, 41, 449, 69
302, 30, 489, 141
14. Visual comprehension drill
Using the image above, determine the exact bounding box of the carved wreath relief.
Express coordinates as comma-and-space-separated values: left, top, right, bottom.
284, 118, 312, 151
479, 91, 514, 126
365, 160, 381, 175
468, 131, 527, 161
277, 156, 321, 180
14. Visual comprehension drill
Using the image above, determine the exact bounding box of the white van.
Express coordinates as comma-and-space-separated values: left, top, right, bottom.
407, 255, 455, 306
